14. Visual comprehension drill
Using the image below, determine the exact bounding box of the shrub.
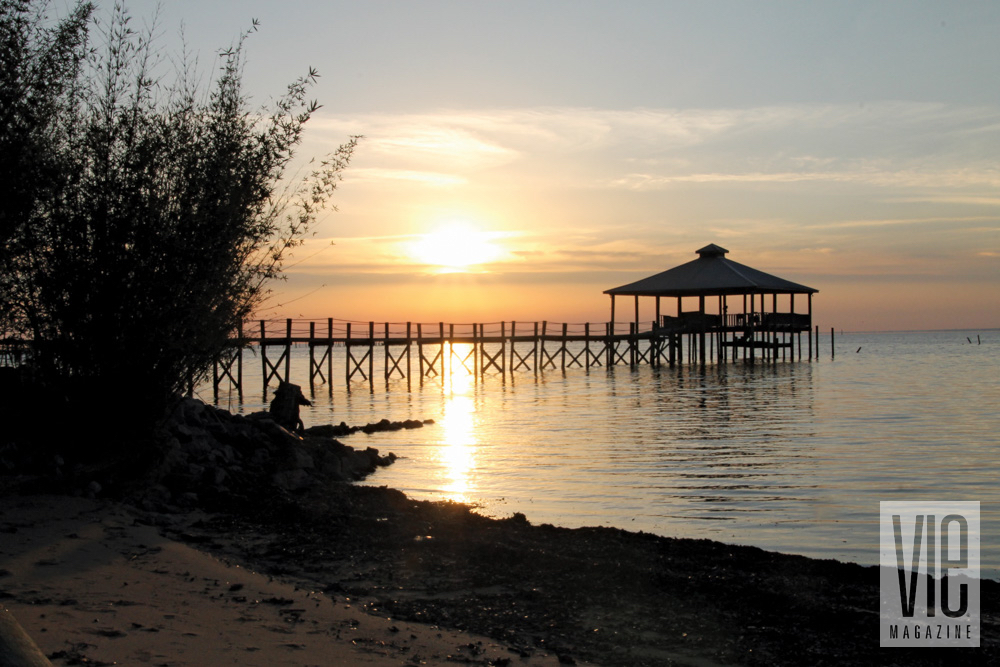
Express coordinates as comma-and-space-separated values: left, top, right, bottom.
1, 1, 356, 457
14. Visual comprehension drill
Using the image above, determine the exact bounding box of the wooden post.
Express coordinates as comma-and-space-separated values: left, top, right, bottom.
610, 295, 616, 333
259, 319, 266, 396
630, 322, 636, 368
770, 294, 777, 363
213, 358, 220, 403
501, 321, 507, 378
345, 322, 352, 387
406, 322, 412, 390
284, 318, 292, 382
831, 327, 835, 358
634, 295, 640, 329
541, 320, 548, 371
808, 293, 814, 360
474, 323, 480, 377
368, 322, 374, 390
439, 322, 446, 378
698, 296, 706, 366
605, 321, 612, 368
533, 321, 539, 376
790, 294, 797, 360
417, 323, 424, 381
561, 323, 568, 371
510, 321, 517, 373
510, 320, 517, 378
326, 318, 333, 396
309, 321, 317, 390
384, 322, 390, 382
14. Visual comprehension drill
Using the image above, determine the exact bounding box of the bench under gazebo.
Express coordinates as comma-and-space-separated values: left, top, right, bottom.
604, 244, 818, 363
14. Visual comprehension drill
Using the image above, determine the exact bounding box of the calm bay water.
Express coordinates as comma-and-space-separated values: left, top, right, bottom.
208, 330, 1000, 575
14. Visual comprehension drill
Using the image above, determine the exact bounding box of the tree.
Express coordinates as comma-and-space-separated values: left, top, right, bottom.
0, 0, 93, 333
1, 1, 356, 457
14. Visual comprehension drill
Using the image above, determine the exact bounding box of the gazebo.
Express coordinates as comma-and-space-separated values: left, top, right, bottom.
604, 244, 818, 362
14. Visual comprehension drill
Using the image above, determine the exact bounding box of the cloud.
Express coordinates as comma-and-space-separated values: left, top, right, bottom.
306, 102, 1000, 197
810, 216, 1000, 230
608, 169, 1000, 190
347, 167, 466, 186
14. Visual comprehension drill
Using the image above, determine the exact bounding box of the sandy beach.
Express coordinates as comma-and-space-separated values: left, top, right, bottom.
0, 494, 586, 666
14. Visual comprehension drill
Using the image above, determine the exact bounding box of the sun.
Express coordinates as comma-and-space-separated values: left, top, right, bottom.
409, 222, 503, 273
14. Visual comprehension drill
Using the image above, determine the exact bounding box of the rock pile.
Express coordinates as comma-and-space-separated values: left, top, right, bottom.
305, 417, 433, 438
137, 398, 404, 509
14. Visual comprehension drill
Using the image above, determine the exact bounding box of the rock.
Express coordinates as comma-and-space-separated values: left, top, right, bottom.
303, 423, 353, 438
177, 492, 199, 507
202, 466, 227, 487
272, 468, 314, 492
289, 449, 315, 471
184, 463, 206, 482
250, 448, 272, 466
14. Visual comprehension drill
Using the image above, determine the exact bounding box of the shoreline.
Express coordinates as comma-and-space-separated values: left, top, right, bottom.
4, 485, 996, 666
3, 395, 997, 665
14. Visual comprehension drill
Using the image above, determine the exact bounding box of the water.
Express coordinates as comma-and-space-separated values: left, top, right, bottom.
206, 330, 1000, 575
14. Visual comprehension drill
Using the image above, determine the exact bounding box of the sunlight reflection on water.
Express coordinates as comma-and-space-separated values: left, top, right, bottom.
437, 347, 478, 503
207, 331, 1000, 574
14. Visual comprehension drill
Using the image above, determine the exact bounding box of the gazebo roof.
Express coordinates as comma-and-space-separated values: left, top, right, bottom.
604, 244, 818, 297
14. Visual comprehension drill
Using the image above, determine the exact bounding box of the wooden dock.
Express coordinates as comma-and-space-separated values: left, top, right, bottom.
213, 317, 823, 400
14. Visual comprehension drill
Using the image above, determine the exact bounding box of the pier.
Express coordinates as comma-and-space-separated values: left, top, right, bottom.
212, 315, 820, 400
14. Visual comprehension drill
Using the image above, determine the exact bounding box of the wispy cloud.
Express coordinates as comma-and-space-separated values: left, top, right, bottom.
608, 169, 1000, 190
347, 167, 466, 187
306, 102, 1000, 203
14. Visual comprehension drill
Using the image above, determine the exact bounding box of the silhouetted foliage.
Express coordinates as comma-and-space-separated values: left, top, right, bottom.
1, 1, 356, 455
1, 0, 93, 331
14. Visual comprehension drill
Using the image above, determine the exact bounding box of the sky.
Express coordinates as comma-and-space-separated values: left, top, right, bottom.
91, 1, 1000, 331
